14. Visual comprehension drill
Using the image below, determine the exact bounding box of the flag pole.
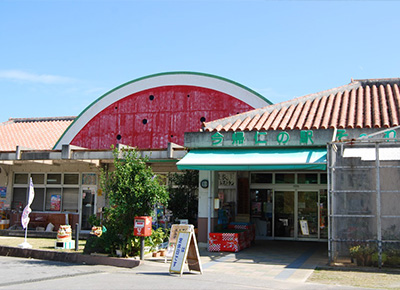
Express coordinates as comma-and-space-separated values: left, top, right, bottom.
19, 177, 34, 249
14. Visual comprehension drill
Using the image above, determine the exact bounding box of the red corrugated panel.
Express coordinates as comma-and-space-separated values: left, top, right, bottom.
312, 96, 327, 129
364, 86, 372, 128
304, 98, 319, 130
287, 103, 303, 130
347, 89, 356, 129
372, 85, 381, 128
379, 85, 390, 128
246, 114, 260, 131
270, 106, 287, 130
278, 104, 296, 130
71, 85, 254, 149
231, 119, 242, 131
329, 92, 342, 129
338, 90, 349, 129
356, 87, 364, 128
295, 100, 311, 130
254, 112, 270, 131
388, 84, 399, 126
238, 116, 251, 131
261, 109, 279, 130
320, 94, 335, 129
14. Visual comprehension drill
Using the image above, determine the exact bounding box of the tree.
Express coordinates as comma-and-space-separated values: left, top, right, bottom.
99, 147, 169, 257
168, 170, 199, 226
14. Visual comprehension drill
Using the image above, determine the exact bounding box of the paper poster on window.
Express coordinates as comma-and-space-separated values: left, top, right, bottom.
299, 220, 309, 235
50, 195, 61, 211
0, 187, 6, 198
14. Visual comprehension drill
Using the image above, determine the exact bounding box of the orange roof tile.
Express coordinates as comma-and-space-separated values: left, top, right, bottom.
0, 117, 75, 151
203, 78, 400, 132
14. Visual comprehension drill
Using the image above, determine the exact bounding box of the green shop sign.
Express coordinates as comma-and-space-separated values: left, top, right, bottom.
184, 128, 398, 148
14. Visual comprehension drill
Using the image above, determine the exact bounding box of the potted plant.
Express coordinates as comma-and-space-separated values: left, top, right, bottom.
148, 227, 168, 257
349, 244, 375, 266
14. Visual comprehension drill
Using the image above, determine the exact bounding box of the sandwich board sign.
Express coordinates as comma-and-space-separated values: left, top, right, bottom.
165, 224, 194, 262
168, 225, 202, 276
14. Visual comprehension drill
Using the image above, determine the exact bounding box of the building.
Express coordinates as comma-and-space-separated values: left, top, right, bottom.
0, 72, 271, 232
178, 78, 400, 251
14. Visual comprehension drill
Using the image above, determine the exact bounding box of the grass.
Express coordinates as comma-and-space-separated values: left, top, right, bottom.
308, 267, 400, 289
0, 236, 86, 253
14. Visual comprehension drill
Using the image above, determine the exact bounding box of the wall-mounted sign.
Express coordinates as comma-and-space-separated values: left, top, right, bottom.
185, 128, 399, 149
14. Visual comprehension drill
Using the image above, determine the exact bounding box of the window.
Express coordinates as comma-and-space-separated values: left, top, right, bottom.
64, 174, 79, 185
320, 174, 327, 184
31, 174, 45, 184
62, 188, 79, 212
12, 172, 86, 212
31, 188, 45, 211
275, 173, 295, 184
47, 174, 61, 184
12, 188, 27, 210
82, 173, 96, 185
251, 173, 272, 184
250, 172, 327, 185
45, 188, 62, 211
298, 173, 318, 184
14, 173, 28, 184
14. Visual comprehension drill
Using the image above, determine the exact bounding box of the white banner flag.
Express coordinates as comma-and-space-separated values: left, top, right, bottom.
21, 178, 35, 229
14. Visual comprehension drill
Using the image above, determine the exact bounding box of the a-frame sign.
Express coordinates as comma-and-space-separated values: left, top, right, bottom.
168, 225, 202, 276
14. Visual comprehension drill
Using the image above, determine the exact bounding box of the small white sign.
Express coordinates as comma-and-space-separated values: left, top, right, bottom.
135, 220, 145, 228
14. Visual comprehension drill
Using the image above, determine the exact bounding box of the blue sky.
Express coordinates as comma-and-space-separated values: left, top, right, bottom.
1, 0, 399, 123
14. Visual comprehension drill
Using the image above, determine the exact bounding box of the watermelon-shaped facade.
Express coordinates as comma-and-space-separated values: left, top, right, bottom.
54, 72, 271, 150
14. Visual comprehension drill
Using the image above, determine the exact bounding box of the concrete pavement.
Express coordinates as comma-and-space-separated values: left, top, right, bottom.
0, 255, 364, 290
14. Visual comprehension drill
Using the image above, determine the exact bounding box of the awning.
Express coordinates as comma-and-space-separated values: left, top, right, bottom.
177, 148, 327, 171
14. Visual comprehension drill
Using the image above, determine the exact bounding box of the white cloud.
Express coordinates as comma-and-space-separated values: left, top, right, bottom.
0, 70, 75, 84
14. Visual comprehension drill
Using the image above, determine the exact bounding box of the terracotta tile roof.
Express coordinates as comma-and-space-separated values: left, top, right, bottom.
0, 117, 75, 151
203, 78, 400, 132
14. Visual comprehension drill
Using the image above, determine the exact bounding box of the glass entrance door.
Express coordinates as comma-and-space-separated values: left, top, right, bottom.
274, 191, 295, 238
297, 191, 318, 238
250, 189, 273, 237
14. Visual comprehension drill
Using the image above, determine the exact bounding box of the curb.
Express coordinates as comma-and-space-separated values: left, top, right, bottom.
0, 246, 142, 268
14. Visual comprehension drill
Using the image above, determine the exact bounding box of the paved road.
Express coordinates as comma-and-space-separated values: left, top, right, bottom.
0, 255, 370, 290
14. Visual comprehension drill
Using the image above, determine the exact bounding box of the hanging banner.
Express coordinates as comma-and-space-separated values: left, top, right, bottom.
21, 178, 35, 229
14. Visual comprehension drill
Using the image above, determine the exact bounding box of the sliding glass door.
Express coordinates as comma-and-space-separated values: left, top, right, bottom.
274, 191, 295, 238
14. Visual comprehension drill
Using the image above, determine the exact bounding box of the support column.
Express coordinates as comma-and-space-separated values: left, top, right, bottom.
197, 170, 218, 244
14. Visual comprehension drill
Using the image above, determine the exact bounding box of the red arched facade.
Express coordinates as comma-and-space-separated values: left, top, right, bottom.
71, 85, 254, 149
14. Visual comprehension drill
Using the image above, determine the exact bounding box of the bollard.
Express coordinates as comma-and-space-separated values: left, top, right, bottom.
75, 223, 79, 251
